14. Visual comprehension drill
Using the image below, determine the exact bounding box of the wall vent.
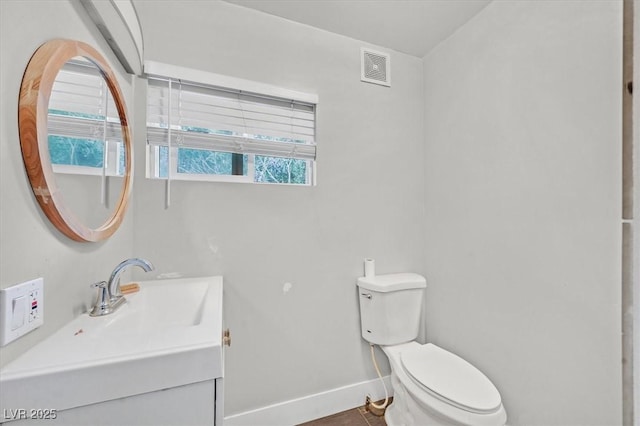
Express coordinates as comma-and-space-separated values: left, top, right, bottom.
361, 48, 390, 87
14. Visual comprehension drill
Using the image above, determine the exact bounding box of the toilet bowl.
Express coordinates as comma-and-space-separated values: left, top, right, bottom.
382, 342, 506, 426
357, 273, 506, 426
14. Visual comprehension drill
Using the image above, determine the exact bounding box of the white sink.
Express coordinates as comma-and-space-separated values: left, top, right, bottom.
0, 276, 223, 414
110, 278, 209, 328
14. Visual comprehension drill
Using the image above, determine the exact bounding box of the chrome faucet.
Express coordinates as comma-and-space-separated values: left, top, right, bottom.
90, 258, 154, 317
108, 258, 154, 299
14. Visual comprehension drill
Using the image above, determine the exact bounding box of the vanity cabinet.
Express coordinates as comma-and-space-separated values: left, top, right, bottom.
2, 379, 223, 425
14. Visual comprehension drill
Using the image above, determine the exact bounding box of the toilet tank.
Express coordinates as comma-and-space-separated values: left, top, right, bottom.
357, 273, 427, 345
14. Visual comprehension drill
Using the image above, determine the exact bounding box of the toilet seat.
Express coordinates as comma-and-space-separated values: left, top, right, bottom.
400, 343, 502, 414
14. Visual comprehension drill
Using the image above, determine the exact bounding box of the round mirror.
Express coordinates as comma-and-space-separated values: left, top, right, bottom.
19, 40, 132, 242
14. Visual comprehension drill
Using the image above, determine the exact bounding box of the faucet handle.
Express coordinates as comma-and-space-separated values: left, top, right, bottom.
89, 281, 111, 317
91, 280, 108, 289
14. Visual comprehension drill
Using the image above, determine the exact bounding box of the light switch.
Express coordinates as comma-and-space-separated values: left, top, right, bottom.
11, 296, 26, 330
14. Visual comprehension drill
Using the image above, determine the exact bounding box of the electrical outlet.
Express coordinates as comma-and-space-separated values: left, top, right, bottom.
0, 278, 44, 346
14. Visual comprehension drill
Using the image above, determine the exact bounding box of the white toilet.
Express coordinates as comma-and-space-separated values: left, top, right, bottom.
357, 273, 507, 426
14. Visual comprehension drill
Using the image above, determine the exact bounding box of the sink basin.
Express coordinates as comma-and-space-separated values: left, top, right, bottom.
0, 276, 223, 414
101, 277, 210, 330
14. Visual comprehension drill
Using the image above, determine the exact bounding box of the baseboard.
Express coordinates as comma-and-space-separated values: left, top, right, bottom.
223, 376, 392, 426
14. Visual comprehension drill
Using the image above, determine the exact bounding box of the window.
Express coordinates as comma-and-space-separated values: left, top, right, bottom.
145, 62, 317, 185
48, 58, 125, 177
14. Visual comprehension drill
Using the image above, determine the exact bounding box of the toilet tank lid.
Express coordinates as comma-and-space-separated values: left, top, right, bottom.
357, 273, 426, 292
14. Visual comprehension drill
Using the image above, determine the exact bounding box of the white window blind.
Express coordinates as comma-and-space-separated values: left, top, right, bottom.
49, 59, 121, 141
145, 73, 317, 183
47, 58, 124, 178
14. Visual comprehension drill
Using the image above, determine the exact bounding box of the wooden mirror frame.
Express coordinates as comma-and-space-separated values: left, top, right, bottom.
18, 39, 132, 242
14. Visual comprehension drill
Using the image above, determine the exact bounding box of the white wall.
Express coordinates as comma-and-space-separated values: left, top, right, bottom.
132, 0, 425, 416
0, 1, 135, 366
422, 1, 622, 425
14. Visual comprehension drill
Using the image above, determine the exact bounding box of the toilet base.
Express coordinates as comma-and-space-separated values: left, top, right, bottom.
384, 370, 456, 426
385, 401, 452, 426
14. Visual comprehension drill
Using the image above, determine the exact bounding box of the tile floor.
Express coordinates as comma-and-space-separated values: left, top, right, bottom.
298, 400, 390, 426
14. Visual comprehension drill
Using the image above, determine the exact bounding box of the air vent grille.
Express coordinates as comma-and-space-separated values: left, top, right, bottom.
361, 48, 390, 87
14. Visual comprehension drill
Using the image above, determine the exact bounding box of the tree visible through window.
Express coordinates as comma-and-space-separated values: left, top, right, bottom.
255, 156, 307, 184
49, 135, 104, 168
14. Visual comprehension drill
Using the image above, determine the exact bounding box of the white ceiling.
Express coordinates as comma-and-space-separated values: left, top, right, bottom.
222, 0, 492, 58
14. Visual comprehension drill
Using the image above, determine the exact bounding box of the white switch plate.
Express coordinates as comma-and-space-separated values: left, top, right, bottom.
0, 278, 44, 346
